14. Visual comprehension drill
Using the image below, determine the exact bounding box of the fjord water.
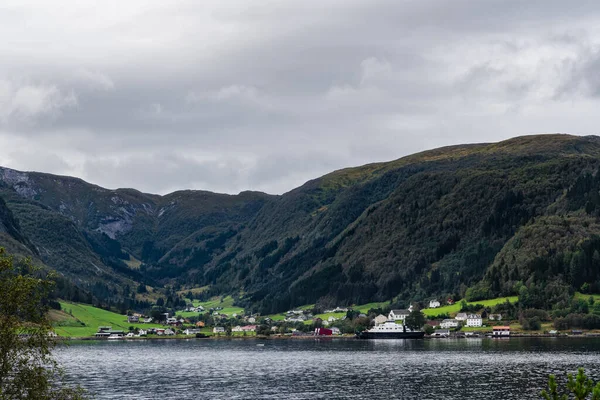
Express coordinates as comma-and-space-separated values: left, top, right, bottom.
56, 338, 600, 399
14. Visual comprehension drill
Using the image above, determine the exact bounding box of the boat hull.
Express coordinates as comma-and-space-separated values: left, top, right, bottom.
356, 331, 425, 339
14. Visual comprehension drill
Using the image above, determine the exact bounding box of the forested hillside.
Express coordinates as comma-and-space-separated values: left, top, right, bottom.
2, 134, 600, 313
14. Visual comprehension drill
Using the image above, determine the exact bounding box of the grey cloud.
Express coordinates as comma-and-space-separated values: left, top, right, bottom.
2, 1, 600, 194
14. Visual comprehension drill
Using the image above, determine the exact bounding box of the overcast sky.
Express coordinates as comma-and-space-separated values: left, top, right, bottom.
2, 1, 600, 195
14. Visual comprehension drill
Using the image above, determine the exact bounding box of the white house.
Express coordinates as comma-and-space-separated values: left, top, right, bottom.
440, 319, 460, 329
465, 314, 483, 327
492, 326, 510, 337
213, 327, 225, 334
455, 313, 468, 321
247, 317, 256, 324
137, 329, 147, 337
164, 328, 175, 336
432, 329, 450, 337
488, 314, 502, 321
374, 314, 388, 325
232, 325, 243, 332
331, 327, 341, 335
327, 316, 338, 323
388, 309, 410, 322
429, 300, 441, 308
183, 329, 201, 335
242, 325, 257, 332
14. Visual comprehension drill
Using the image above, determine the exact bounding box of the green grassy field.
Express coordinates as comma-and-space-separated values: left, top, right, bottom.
186, 296, 244, 317
422, 296, 518, 317
574, 292, 600, 302
54, 302, 162, 337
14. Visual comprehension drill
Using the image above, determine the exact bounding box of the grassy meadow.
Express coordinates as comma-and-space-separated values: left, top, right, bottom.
52, 301, 162, 337
422, 296, 518, 317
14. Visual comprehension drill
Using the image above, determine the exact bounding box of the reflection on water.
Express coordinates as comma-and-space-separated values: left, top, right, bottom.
55, 338, 600, 399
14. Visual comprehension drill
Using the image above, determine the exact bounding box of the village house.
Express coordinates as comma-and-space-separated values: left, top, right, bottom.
429, 300, 441, 308
95, 326, 124, 338
465, 314, 483, 327
447, 298, 455, 305
432, 329, 450, 337
242, 325, 257, 332
166, 317, 183, 327
143, 317, 153, 323
247, 317, 256, 324
127, 315, 139, 323
137, 329, 147, 337
455, 312, 468, 321
388, 309, 410, 322
213, 326, 225, 334
183, 328, 201, 336
164, 328, 175, 336
327, 316, 338, 323
331, 327, 341, 335
488, 314, 502, 321
440, 319, 460, 329
374, 314, 388, 325
232, 325, 243, 332
492, 326, 510, 337
196, 321, 205, 328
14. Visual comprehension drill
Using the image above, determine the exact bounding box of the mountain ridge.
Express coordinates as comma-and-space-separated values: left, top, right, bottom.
2, 133, 600, 313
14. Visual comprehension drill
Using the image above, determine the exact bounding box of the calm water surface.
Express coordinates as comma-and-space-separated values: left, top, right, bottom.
55, 338, 600, 399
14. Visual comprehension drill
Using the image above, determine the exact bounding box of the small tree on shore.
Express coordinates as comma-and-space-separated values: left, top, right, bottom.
0, 248, 86, 399
404, 309, 425, 331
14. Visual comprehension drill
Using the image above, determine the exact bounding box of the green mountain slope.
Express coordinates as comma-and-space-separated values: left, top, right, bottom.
3, 134, 600, 313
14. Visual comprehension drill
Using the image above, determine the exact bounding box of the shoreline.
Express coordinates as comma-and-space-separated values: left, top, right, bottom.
54, 333, 600, 341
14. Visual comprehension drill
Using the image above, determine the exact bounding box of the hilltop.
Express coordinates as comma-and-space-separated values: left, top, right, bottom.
3, 134, 600, 313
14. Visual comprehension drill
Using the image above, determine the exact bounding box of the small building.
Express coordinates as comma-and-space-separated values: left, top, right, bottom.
455, 313, 468, 321
247, 317, 256, 324
388, 309, 410, 322
374, 314, 388, 325
143, 317, 153, 323
242, 325, 257, 332
489, 314, 502, 321
465, 314, 483, 327
95, 326, 124, 338
429, 300, 441, 308
127, 315, 139, 323
196, 321, 205, 328
232, 325, 243, 332
327, 316, 338, 323
164, 329, 175, 336
440, 319, 460, 329
183, 329, 201, 336
447, 298, 455, 305
492, 326, 510, 337
432, 329, 450, 337
331, 327, 341, 335
213, 327, 225, 334
137, 329, 147, 337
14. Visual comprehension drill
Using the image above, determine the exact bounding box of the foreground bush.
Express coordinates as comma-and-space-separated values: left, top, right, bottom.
0, 248, 86, 399
542, 368, 600, 400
